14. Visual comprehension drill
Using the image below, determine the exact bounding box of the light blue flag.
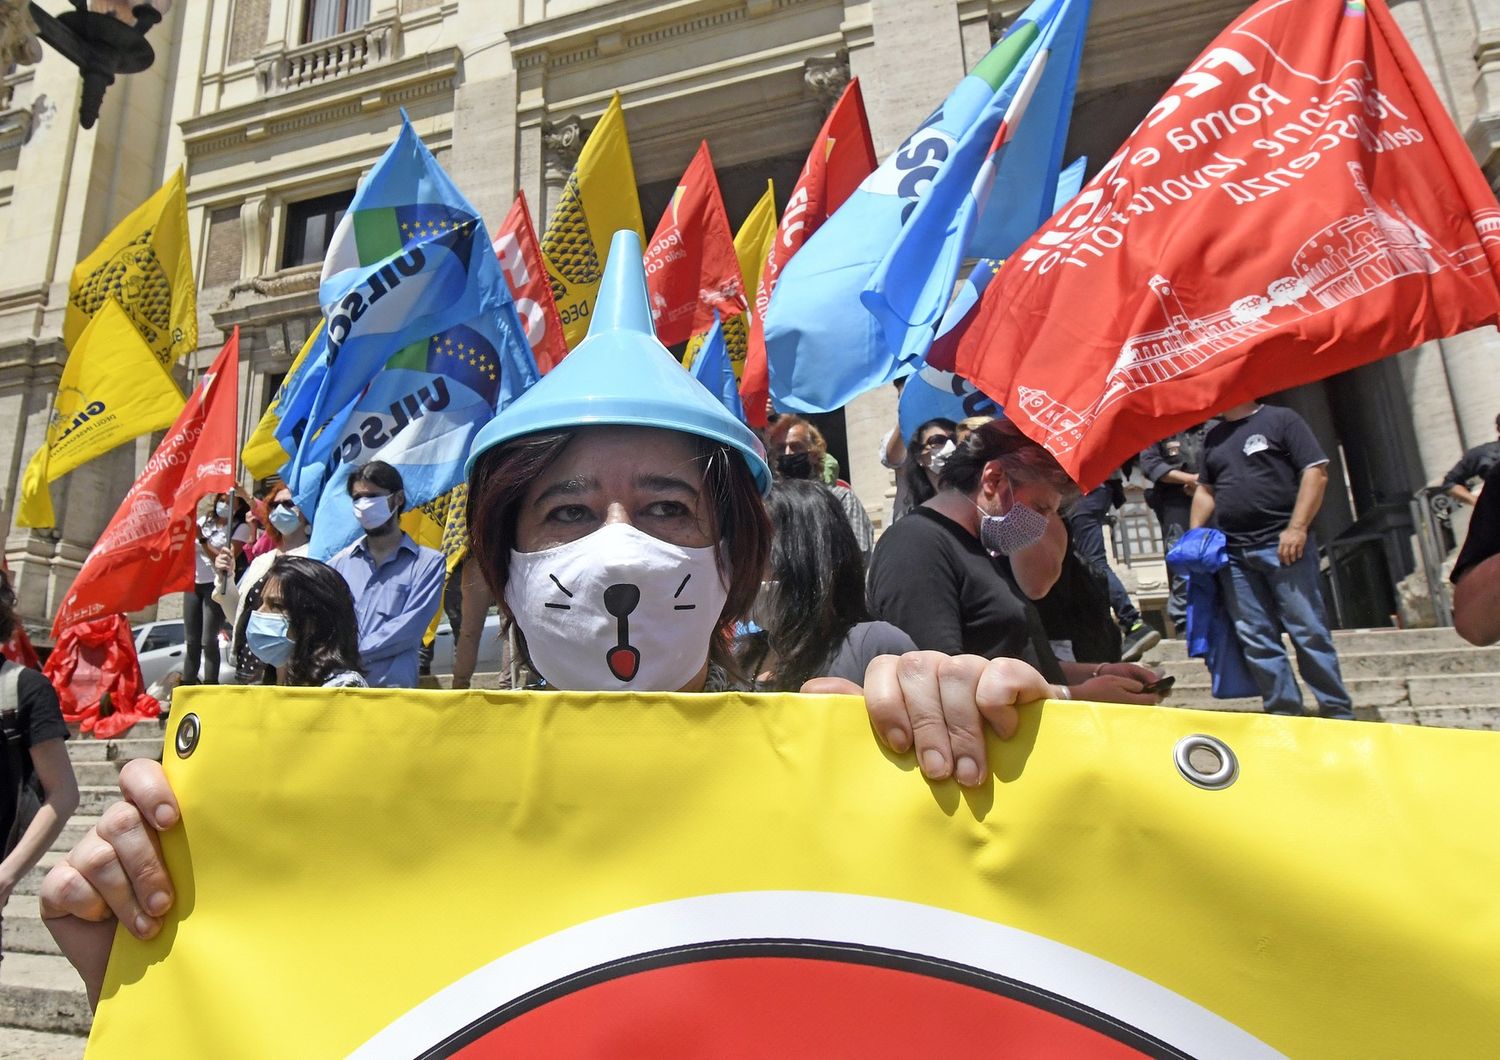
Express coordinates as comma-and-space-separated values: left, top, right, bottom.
687, 314, 746, 424
863, 0, 1090, 368
291, 113, 494, 499
763, 1, 1085, 415
307, 282, 539, 560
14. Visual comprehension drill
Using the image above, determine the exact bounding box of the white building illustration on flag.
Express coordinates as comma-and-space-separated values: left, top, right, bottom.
1017, 161, 1500, 455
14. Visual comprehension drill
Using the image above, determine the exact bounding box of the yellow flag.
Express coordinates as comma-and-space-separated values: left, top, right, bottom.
65, 168, 197, 367
541, 94, 645, 348
16, 300, 185, 527
684, 181, 776, 377
241, 321, 325, 480
92, 692, 1500, 1056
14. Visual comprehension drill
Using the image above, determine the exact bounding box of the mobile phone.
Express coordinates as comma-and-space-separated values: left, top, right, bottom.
1140, 675, 1175, 696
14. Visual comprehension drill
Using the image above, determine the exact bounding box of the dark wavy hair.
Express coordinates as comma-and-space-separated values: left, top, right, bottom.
739, 479, 869, 691
903, 417, 958, 510
467, 426, 771, 682
260, 555, 364, 687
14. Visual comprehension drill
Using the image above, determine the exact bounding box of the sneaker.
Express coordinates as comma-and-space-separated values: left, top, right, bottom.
1120, 622, 1162, 663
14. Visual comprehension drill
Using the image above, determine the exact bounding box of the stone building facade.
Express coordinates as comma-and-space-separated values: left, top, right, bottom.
2, 0, 1499, 636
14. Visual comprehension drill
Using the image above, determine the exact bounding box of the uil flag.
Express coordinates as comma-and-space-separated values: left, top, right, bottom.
955, 0, 1500, 488
643, 141, 745, 347
541, 94, 646, 348
17, 300, 186, 528
65, 167, 197, 367
684, 180, 778, 380
53, 331, 238, 636
742, 79, 876, 426
494, 192, 568, 374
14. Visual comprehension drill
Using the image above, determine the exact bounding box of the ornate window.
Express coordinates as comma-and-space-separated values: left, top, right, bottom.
281, 189, 354, 269
304, 0, 370, 43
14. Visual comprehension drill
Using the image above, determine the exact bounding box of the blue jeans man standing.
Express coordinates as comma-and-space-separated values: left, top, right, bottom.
1192, 401, 1355, 719
1222, 541, 1353, 717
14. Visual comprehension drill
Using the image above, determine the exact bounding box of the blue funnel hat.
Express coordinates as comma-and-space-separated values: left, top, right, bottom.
466, 230, 771, 493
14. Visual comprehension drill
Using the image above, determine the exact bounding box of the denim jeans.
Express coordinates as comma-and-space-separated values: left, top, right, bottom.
1155, 498, 1192, 634
1222, 541, 1353, 717
1069, 486, 1140, 629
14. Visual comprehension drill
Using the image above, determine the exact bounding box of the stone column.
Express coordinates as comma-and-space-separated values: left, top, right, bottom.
540, 113, 584, 214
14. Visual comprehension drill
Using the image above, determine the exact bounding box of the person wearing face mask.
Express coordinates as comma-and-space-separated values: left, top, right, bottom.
765, 414, 875, 564
182, 492, 234, 685
213, 485, 313, 685
867, 418, 1164, 705
326, 462, 446, 689
887, 418, 958, 524
243, 556, 367, 689
40, 231, 1109, 1006
738, 480, 916, 690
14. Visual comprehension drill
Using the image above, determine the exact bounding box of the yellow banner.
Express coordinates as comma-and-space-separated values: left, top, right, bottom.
241, 321, 324, 481
65, 168, 197, 367
540, 94, 645, 349
17, 300, 185, 528
89, 692, 1500, 1057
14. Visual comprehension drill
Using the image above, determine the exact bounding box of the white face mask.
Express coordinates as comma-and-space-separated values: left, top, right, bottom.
927, 438, 957, 474
352, 494, 395, 531
505, 522, 729, 691
214, 500, 231, 519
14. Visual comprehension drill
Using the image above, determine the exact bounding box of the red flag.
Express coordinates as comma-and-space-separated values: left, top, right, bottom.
53, 330, 240, 636
741, 79, 877, 426
494, 192, 569, 374
643, 141, 745, 347
954, 0, 1500, 489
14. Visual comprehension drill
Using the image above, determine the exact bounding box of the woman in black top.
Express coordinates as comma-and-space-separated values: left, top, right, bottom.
868, 419, 1161, 704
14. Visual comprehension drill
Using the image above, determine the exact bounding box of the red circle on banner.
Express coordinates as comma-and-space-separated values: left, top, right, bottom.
451, 952, 1150, 1059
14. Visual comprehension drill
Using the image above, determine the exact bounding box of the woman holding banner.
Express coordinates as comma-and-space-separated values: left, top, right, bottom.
40, 232, 1097, 1004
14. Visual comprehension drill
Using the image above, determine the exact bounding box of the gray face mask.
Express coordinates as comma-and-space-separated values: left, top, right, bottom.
973, 496, 1049, 556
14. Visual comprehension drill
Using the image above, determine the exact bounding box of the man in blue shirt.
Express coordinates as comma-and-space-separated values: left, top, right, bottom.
328, 462, 445, 688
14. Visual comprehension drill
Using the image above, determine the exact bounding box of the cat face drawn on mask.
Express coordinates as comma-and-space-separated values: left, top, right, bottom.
512, 529, 724, 691
541, 574, 700, 682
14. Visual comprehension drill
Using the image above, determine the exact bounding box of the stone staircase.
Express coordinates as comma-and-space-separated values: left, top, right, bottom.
1145, 625, 1500, 727
0, 727, 165, 1058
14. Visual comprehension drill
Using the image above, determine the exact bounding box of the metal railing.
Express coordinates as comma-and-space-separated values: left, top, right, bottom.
1411, 485, 1459, 627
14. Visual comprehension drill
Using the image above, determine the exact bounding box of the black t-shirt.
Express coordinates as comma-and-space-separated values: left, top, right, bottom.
1200, 406, 1327, 547
1, 665, 68, 841
867, 507, 1066, 684
1452, 462, 1500, 584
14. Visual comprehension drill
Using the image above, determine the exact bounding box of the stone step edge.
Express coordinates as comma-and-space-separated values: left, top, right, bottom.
0, 986, 91, 1038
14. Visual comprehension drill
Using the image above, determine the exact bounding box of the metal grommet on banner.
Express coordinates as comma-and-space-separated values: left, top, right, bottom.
1174, 734, 1237, 790
175, 713, 201, 759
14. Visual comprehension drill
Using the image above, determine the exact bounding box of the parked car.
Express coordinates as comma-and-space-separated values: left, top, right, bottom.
133, 619, 236, 688
427, 613, 507, 678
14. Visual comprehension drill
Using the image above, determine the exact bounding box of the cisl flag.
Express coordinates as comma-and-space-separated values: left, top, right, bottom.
643, 141, 744, 347
494, 191, 568, 374
742, 79, 876, 426
52, 330, 239, 636
954, 0, 1500, 488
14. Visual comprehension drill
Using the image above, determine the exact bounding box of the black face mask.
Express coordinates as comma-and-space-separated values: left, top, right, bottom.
776, 451, 815, 480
